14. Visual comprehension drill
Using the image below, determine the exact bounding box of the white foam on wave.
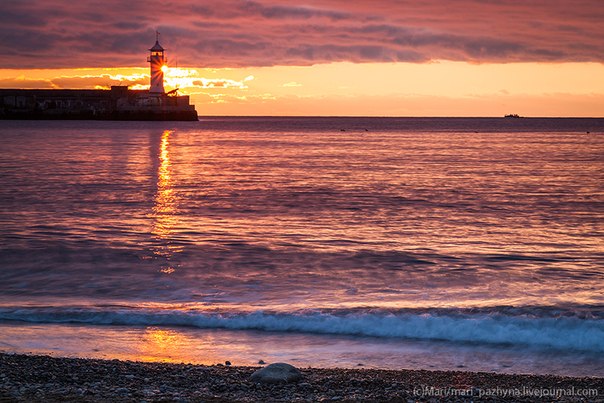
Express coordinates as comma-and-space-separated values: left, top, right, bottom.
1, 307, 603, 352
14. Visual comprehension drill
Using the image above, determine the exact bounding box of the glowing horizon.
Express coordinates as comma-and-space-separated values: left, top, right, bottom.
1, 61, 603, 117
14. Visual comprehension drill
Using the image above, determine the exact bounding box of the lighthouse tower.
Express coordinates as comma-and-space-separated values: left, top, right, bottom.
147, 32, 166, 95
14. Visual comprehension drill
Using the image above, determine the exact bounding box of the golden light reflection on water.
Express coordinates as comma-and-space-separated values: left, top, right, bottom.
151, 130, 182, 274
134, 327, 244, 364
136, 327, 184, 362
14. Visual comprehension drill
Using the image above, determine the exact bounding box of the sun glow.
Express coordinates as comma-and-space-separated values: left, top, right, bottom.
161, 64, 169, 73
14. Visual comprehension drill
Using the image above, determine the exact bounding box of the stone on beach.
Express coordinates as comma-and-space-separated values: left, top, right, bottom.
250, 362, 302, 384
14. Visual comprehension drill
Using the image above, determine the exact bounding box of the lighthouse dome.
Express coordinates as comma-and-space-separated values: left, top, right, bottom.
149, 41, 164, 52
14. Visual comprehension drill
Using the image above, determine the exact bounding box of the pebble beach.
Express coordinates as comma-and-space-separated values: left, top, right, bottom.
0, 353, 602, 402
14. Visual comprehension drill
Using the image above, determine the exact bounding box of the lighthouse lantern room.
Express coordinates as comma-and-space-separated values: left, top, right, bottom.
147, 32, 166, 95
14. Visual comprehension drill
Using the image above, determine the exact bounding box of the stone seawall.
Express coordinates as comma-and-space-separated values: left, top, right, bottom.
0, 87, 198, 121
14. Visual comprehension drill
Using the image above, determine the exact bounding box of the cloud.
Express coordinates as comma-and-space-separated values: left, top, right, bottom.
0, 77, 54, 89
0, 72, 145, 90
283, 82, 302, 87
1, 0, 603, 68
0, 69, 254, 92
47, 74, 148, 89
190, 78, 251, 89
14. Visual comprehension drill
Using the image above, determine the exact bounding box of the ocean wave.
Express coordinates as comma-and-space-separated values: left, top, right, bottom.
1, 306, 603, 352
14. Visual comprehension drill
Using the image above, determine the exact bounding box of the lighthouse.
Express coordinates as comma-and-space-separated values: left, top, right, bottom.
0, 32, 197, 120
147, 32, 166, 95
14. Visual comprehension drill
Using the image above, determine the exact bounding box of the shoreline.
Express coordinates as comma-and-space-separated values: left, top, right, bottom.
0, 353, 602, 402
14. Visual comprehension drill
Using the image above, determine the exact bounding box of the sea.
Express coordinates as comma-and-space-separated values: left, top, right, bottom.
0, 117, 603, 377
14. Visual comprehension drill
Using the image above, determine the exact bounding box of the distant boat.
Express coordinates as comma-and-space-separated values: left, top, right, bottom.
504, 114, 522, 118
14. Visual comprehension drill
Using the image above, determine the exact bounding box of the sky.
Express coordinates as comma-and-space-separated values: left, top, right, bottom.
1, 0, 603, 116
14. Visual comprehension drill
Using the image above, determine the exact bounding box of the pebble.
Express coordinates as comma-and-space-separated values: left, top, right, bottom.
0, 352, 600, 402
